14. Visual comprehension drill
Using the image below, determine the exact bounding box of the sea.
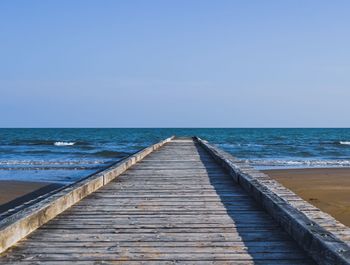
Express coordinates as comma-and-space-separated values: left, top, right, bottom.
1, 128, 350, 184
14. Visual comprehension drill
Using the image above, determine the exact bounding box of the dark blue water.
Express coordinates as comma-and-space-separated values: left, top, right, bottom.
1, 128, 350, 184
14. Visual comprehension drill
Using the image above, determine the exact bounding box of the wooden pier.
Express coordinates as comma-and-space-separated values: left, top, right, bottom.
0, 137, 349, 264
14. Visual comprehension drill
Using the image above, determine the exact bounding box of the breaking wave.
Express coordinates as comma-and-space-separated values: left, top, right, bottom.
0, 160, 106, 166
9, 140, 90, 146
247, 159, 350, 168
54, 142, 76, 146
0, 166, 102, 171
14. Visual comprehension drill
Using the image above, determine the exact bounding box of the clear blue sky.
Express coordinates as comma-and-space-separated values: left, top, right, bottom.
1, 0, 350, 127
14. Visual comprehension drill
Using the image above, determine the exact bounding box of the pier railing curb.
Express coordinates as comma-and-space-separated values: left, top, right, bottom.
195, 137, 350, 265
0, 136, 175, 254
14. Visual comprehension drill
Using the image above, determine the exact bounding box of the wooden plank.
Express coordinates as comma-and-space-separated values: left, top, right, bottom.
0, 261, 313, 265
2, 260, 310, 265
0, 253, 309, 262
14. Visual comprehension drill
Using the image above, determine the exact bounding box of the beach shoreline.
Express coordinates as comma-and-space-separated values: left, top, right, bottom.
0, 180, 63, 214
263, 168, 350, 227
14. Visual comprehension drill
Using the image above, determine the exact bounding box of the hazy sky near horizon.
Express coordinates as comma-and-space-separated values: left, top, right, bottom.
1, 1, 350, 127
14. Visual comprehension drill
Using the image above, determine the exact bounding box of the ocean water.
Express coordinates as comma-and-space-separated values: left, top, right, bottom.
1, 128, 350, 184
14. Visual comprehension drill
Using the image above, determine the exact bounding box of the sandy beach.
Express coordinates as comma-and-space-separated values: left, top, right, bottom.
264, 168, 350, 227
0, 180, 63, 214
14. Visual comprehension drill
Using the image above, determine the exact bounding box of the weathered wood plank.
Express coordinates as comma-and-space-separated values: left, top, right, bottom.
0, 261, 313, 265
0, 258, 310, 265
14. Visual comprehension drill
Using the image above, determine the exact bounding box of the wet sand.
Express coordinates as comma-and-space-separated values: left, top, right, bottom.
263, 168, 350, 227
0, 180, 63, 214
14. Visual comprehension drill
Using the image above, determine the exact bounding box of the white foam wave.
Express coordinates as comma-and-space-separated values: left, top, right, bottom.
247, 159, 350, 168
54, 142, 75, 146
0, 160, 104, 165
219, 143, 263, 148
340, 141, 350, 145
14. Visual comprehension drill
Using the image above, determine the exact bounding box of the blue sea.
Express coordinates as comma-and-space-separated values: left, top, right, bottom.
1, 128, 350, 184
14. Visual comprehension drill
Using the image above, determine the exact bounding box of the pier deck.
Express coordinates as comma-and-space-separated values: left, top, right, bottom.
0, 138, 315, 264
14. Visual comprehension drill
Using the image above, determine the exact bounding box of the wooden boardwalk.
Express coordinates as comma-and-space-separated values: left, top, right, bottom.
0, 138, 315, 264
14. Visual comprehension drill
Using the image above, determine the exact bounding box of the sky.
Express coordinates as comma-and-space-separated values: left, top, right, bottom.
1, 0, 350, 127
